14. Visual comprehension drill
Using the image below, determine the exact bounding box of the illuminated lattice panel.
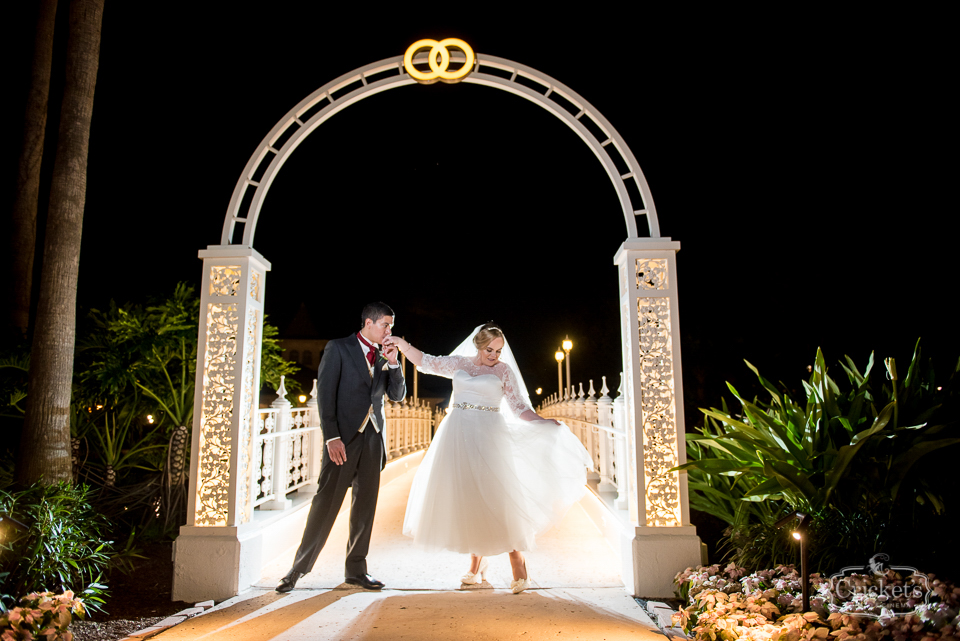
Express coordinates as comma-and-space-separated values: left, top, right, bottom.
637, 297, 681, 527
195, 302, 239, 526
235, 306, 258, 524
210, 265, 242, 296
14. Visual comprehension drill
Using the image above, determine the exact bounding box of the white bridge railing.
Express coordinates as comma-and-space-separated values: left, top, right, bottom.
538, 376, 630, 511
253, 376, 439, 512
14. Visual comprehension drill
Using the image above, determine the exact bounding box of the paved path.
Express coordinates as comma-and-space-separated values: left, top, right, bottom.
152, 459, 663, 640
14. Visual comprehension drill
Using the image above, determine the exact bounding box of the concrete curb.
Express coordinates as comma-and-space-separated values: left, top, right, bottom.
641, 599, 689, 639
117, 600, 215, 640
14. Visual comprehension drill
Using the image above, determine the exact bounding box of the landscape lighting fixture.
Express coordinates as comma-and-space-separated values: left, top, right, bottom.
774, 511, 812, 612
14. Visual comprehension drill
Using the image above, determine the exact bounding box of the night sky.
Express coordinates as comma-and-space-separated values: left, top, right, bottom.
6, 5, 953, 416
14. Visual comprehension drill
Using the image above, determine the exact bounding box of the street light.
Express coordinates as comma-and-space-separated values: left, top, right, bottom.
774, 511, 812, 612
555, 350, 565, 397
562, 337, 573, 397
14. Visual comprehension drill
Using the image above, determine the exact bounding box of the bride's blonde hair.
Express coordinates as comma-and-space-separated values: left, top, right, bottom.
473, 323, 504, 351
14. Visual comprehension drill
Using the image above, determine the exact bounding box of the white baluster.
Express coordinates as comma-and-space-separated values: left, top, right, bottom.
262, 376, 293, 510
300, 379, 322, 493
613, 373, 630, 511
574, 382, 586, 420
596, 377, 617, 495
583, 381, 599, 481
384, 400, 395, 460
585, 380, 597, 423
401, 398, 412, 454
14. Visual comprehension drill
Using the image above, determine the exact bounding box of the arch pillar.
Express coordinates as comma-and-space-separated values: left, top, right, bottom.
173, 245, 270, 601
614, 238, 701, 597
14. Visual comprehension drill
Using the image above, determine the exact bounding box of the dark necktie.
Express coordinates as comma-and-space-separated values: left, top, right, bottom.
356, 333, 376, 366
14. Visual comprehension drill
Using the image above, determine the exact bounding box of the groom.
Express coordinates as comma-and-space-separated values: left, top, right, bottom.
276, 302, 405, 593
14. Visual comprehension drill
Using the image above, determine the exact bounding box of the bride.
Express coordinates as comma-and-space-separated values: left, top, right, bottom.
384, 323, 592, 593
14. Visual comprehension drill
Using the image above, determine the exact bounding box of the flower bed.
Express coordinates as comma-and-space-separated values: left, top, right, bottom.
0, 591, 85, 641
674, 564, 959, 640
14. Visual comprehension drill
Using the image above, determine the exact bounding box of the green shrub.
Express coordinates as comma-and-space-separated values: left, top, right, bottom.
0, 483, 110, 614
677, 341, 960, 574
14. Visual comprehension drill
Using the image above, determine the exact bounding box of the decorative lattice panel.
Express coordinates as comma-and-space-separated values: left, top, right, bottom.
636, 258, 668, 291
637, 297, 681, 527
210, 266, 242, 297
195, 303, 239, 526
250, 271, 261, 302
236, 307, 258, 524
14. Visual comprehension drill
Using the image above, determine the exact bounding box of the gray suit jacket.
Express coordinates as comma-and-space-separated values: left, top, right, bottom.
317, 334, 406, 468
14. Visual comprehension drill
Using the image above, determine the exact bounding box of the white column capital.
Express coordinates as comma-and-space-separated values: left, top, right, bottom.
198, 245, 273, 272
613, 238, 681, 265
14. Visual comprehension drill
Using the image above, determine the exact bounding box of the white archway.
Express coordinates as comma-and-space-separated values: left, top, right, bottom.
176, 47, 700, 601
219, 51, 659, 246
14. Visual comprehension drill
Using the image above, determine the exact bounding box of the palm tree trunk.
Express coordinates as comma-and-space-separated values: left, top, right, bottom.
5, 0, 58, 337
18, 0, 105, 486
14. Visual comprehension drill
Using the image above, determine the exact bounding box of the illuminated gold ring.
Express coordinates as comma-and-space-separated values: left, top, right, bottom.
403, 38, 475, 84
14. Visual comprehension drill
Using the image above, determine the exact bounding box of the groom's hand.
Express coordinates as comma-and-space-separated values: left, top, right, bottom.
327, 439, 347, 465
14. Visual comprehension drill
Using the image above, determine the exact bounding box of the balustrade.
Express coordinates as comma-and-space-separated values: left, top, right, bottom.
251, 376, 436, 514
540, 375, 630, 511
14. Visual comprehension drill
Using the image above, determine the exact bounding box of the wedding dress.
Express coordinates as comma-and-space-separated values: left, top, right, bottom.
402, 353, 592, 556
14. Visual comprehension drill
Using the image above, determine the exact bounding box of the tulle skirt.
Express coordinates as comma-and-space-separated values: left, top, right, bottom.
402, 408, 592, 556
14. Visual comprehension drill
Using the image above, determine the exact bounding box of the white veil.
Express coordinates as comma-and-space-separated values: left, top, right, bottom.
447, 324, 534, 417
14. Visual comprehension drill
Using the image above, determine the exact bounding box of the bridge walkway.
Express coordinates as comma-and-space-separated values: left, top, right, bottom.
153, 453, 664, 640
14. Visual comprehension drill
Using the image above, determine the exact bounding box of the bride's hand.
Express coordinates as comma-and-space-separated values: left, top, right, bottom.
384, 336, 407, 352
382, 336, 399, 364
520, 410, 560, 425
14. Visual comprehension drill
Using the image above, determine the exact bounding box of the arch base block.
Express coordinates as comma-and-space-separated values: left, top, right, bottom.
622, 526, 703, 597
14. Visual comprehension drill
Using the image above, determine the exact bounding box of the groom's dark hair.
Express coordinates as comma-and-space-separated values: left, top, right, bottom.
361, 302, 394, 327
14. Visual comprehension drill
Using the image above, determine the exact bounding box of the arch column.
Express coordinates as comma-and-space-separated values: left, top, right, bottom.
614, 238, 701, 597
173, 245, 270, 601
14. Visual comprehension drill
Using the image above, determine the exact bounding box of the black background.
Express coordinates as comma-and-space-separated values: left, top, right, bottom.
5, 4, 954, 416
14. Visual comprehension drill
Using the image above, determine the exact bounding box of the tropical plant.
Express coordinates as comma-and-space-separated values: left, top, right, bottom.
677, 341, 960, 573
260, 322, 302, 402
78, 282, 199, 433
0, 351, 29, 422
0, 483, 111, 615
69, 283, 300, 539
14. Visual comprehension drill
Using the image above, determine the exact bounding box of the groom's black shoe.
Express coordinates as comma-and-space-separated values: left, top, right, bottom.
345, 574, 384, 590
276, 570, 304, 593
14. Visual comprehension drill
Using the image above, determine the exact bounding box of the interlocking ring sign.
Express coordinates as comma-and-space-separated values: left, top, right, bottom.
403, 38, 475, 85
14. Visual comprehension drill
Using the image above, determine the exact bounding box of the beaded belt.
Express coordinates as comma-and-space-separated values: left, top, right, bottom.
452, 402, 500, 412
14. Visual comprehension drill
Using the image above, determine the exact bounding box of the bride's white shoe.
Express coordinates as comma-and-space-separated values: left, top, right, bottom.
510, 577, 532, 594
510, 560, 531, 594
461, 557, 488, 585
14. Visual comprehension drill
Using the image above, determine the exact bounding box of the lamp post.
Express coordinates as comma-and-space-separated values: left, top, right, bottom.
775, 511, 812, 612
562, 337, 573, 396
555, 350, 565, 397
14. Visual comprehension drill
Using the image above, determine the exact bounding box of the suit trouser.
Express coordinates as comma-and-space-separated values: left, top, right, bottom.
290, 426, 383, 577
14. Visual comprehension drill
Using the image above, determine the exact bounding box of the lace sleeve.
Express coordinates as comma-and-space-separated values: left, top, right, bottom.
418, 354, 466, 379
500, 364, 533, 416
